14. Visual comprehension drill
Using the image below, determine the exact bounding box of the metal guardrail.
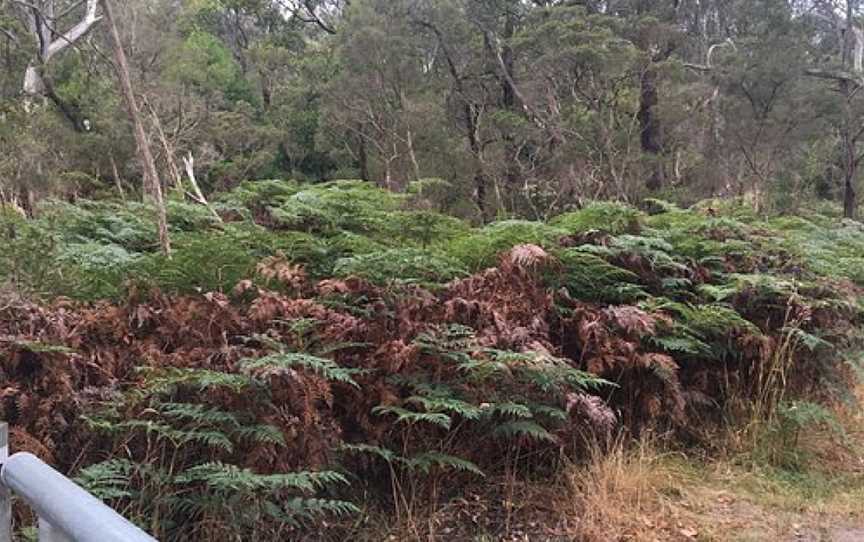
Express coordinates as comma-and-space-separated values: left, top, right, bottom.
0, 422, 158, 542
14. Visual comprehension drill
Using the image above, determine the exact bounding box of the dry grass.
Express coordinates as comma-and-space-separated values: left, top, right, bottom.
562, 436, 705, 541
558, 388, 864, 542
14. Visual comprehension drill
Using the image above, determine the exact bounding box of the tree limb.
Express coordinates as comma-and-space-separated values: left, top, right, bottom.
0, 27, 18, 43
44, 0, 101, 61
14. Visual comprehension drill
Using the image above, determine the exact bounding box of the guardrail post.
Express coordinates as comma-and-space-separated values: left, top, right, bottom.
0, 422, 10, 542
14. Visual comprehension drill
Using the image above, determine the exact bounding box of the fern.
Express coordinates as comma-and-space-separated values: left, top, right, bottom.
447, 220, 567, 271
486, 402, 534, 419
75, 459, 137, 500
110, 420, 235, 452
673, 303, 761, 337
234, 424, 288, 446
372, 405, 452, 429
176, 462, 349, 493
281, 497, 361, 519
551, 249, 648, 303
136, 367, 252, 395
339, 443, 399, 462
240, 352, 362, 387
529, 404, 569, 421
550, 201, 644, 235
492, 420, 559, 443
405, 395, 483, 420
401, 452, 485, 477
334, 248, 465, 286
159, 402, 243, 427
648, 332, 713, 357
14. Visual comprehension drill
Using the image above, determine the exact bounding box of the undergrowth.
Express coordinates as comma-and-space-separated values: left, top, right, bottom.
1, 183, 862, 540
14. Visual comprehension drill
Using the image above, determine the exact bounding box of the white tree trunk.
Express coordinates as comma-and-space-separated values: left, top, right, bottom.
101, 0, 171, 256
182, 153, 222, 223
23, 64, 45, 97
18, 0, 102, 98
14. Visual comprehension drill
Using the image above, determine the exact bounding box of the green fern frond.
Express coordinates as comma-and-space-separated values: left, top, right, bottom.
158, 402, 241, 427
111, 420, 235, 452
529, 404, 569, 421
371, 405, 452, 429
176, 462, 349, 493
405, 395, 482, 420
234, 424, 287, 447
240, 352, 362, 387
486, 402, 534, 419
551, 249, 647, 303
492, 420, 559, 443
282, 497, 361, 518
75, 459, 137, 500
339, 443, 398, 463
136, 367, 252, 395
401, 452, 485, 477
784, 327, 834, 352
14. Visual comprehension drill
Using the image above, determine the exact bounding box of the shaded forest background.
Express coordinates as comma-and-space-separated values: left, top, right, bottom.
3, 0, 864, 221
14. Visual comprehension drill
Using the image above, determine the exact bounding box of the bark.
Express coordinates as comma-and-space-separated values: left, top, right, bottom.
842, 1, 862, 218
842, 80, 858, 219
639, 66, 664, 190
182, 153, 222, 223
492, 12, 521, 199
101, 0, 171, 256
110, 152, 125, 200
406, 126, 421, 183
356, 124, 370, 182
146, 100, 183, 191
20, 0, 101, 98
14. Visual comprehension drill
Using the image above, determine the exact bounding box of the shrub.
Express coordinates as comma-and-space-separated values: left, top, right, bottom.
550, 201, 644, 235
447, 220, 567, 271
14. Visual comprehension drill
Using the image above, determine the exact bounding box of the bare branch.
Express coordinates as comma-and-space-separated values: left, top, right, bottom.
0, 27, 18, 43
44, 0, 101, 61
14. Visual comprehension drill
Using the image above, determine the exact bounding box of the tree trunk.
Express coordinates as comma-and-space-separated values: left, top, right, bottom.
101, 0, 171, 256
500, 14, 520, 196
418, 19, 491, 222
110, 152, 126, 200
357, 124, 370, 182
639, 66, 664, 190
21, 0, 101, 99
23, 64, 45, 98
466, 108, 491, 223
842, 81, 858, 219
147, 100, 184, 191
183, 153, 222, 223
844, 170, 857, 219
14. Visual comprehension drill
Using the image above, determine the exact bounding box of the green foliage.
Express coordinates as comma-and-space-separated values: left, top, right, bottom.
215, 179, 301, 214
447, 220, 567, 271
550, 249, 647, 303
550, 201, 644, 235
580, 234, 689, 275
81, 361, 357, 539
269, 180, 405, 234
334, 248, 465, 286
76, 459, 137, 500
756, 401, 846, 470
164, 30, 243, 98
241, 351, 363, 387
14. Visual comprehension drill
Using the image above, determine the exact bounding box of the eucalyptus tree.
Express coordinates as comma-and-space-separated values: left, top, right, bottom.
804, 0, 864, 217
0, 0, 101, 134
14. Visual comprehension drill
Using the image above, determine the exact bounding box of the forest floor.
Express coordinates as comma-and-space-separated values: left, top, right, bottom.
368, 387, 864, 542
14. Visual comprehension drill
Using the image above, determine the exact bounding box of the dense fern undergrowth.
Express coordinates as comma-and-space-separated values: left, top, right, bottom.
1, 180, 863, 540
